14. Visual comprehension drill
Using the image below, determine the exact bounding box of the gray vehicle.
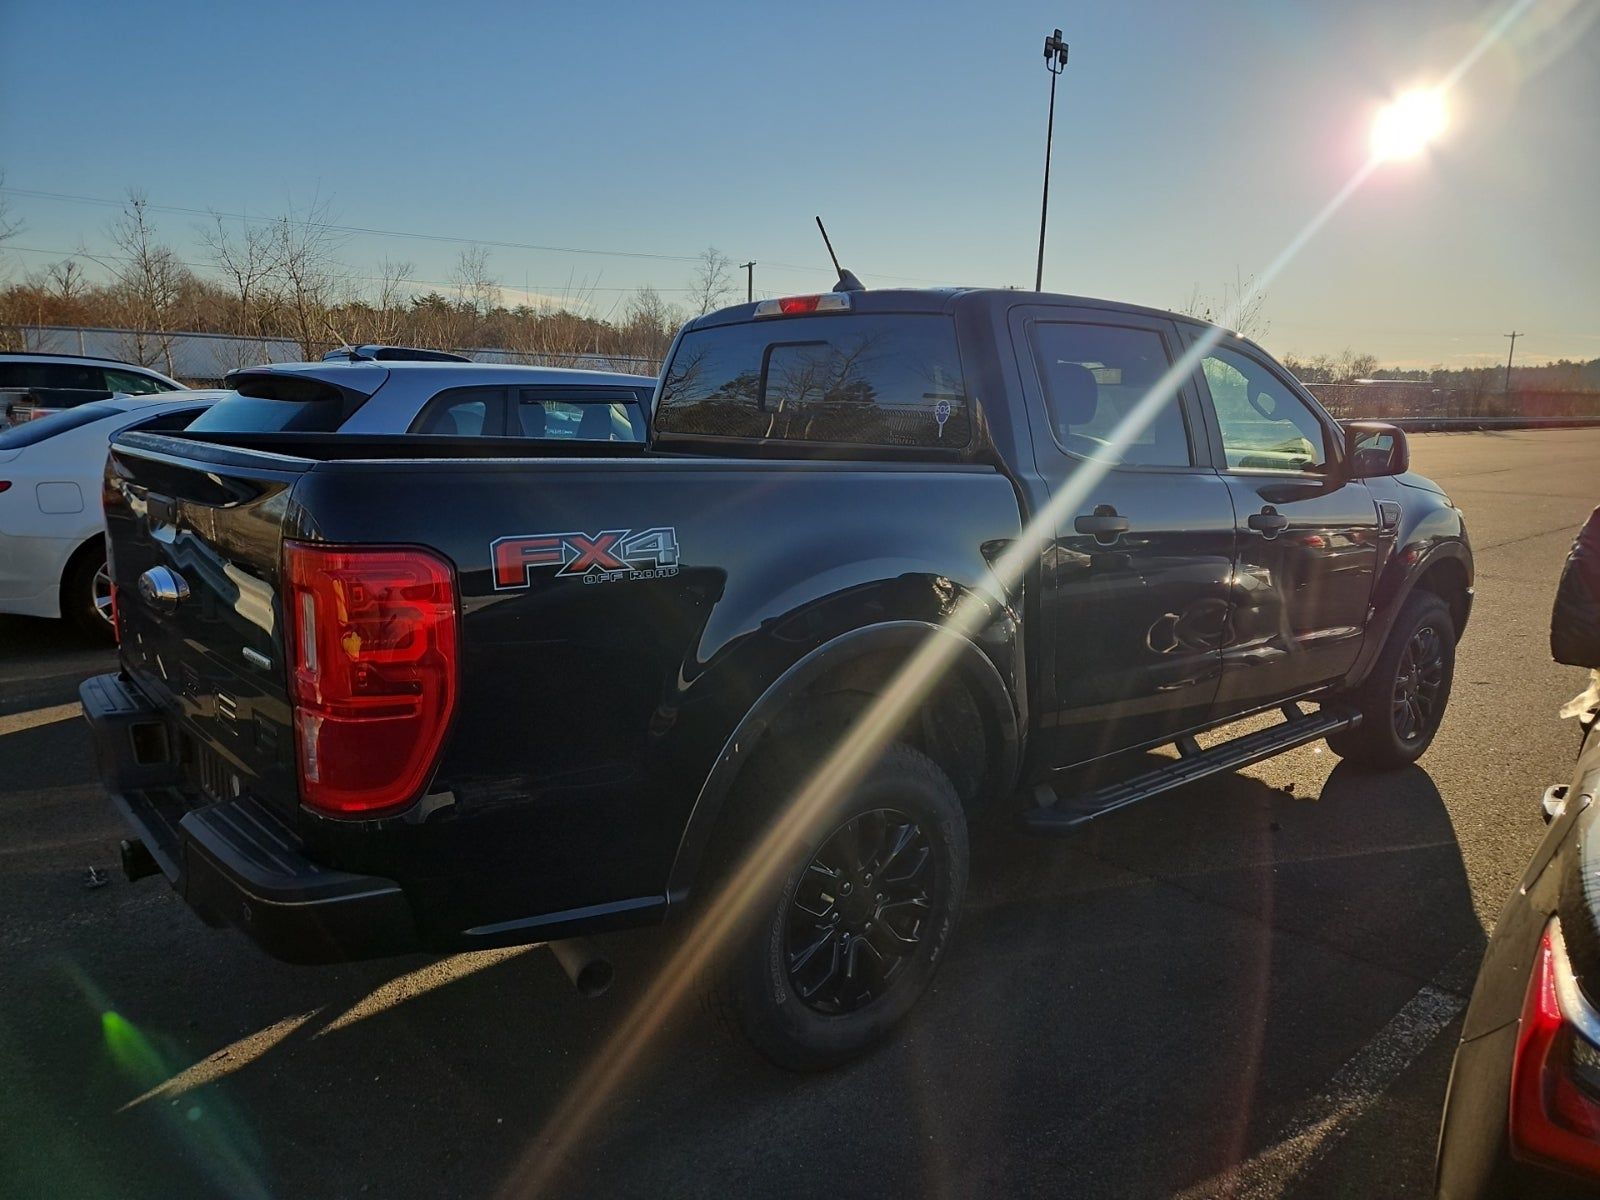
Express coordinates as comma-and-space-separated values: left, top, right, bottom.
185, 354, 655, 442
0, 351, 184, 428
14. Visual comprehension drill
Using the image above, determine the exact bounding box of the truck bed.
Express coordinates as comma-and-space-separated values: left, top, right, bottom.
101, 427, 1025, 946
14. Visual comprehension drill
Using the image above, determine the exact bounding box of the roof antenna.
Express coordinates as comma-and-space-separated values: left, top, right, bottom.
815, 216, 865, 293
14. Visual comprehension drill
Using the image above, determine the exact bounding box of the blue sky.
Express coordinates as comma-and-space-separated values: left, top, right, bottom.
2, 0, 1596, 366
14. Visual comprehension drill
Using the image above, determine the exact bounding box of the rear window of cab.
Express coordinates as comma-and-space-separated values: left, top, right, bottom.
654, 313, 971, 449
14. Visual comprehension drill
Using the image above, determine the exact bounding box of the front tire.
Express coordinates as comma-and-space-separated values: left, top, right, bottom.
1327, 590, 1455, 768
707, 741, 969, 1071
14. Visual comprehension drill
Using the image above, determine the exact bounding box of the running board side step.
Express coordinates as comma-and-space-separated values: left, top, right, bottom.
1022, 702, 1361, 835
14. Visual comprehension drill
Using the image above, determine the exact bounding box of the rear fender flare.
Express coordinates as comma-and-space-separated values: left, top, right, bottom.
663, 620, 1020, 904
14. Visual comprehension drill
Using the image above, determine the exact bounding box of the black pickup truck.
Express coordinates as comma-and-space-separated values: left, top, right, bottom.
83, 286, 1472, 1068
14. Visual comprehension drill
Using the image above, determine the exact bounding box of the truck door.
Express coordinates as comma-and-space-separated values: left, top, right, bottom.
1010, 307, 1237, 767
1187, 337, 1380, 715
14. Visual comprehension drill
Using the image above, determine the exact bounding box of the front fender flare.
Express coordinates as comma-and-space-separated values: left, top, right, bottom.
663, 620, 1021, 905
1346, 539, 1473, 688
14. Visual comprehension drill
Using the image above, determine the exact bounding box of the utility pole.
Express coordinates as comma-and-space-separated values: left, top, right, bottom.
1503, 330, 1522, 394
1035, 28, 1070, 292
741, 261, 756, 303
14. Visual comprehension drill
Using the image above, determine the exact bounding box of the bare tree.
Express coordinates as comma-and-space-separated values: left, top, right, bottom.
0, 170, 21, 289
688, 246, 734, 316
452, 246, 501, 324
106, 189, 186, 371
270, 194, 349, 359
1180, 267, 1270, 342
201, 213, 284, 367
614, 285, 682, 366
503, 277, 602, 367
353, 257, 416, 346
1282, 348, 1380, 384
23, 257, 89, 306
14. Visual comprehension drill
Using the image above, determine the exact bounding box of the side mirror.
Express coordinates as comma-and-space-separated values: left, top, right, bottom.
1344, 420, 1409, 478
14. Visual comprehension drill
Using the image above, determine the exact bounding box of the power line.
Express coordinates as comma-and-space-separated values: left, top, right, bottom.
0, 185, 953, 286
2, 243, 702, 295
1, 186, 707, 265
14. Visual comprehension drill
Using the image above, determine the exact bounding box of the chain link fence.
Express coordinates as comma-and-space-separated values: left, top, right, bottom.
1308, 382, 1600, 426
2, 324, 662, 385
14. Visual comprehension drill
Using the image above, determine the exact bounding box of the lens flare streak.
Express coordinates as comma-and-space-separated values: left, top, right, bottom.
502, 3, 1541, 1193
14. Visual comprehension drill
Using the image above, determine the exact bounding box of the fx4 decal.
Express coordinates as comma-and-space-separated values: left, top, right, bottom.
492, 527, 681, 589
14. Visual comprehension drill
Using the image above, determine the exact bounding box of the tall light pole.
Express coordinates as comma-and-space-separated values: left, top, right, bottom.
1035, 27, 1070, 292
1503, 330, 1522, 394
741, 261, 756, 303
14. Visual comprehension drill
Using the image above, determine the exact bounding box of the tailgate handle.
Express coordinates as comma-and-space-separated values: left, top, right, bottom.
137, 566, 191, 613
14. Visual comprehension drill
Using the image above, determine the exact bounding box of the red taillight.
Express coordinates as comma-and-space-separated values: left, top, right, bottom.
779, 295, 822, 314
1510, 919, 1600, 1177
283, 541, 458, 817
0, 481, 11, 493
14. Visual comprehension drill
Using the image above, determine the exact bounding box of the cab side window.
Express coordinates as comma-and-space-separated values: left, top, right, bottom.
410, 386, 505, 437
1029, 321, 1192, 467
1203, 348, 1327, 473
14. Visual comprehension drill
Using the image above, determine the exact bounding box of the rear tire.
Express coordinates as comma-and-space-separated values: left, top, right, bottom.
62, 543, 115, 641
1327, 590, 1455, 768
703, 740, 968, 1071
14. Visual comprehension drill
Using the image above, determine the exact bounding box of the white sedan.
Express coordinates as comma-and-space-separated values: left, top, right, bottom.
0, 392, 223, 636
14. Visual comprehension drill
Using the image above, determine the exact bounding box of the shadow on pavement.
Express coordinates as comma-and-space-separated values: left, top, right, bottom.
0, 614, 115, 712
0, 744, 1482, 1199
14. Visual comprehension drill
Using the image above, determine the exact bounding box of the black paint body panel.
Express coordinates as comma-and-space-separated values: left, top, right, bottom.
92, 288, 1471, 958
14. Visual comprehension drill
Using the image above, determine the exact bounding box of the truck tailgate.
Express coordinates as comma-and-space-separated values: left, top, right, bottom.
104, 432, 311, 823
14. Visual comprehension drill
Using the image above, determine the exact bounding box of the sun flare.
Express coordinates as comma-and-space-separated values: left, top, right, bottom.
1371, 87, 1449, 161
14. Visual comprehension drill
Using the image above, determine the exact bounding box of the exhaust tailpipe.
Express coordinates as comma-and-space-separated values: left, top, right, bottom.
548, 938, 614, 998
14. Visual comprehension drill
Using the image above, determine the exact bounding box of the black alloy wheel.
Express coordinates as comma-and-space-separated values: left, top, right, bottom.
703, 741, 968, 1070
1326, 589, 1456, 768
1393, 623, 1446, 743
785, 809, 933, 1015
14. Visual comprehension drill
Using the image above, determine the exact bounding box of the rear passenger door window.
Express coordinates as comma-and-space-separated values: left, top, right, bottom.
104, 368, 171, 396
410, 386, 506, 437
516, 388, 646, 442
0, 361, 106, 390
1009, 306, 1234, 768
1029, 322, 1194, 467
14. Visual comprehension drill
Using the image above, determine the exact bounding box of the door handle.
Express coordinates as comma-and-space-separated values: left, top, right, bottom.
1248, 505, 1289, 538
1075, 505, 1130, 544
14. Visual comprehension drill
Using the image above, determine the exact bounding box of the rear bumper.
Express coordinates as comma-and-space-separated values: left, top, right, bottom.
80, 672, 418, 964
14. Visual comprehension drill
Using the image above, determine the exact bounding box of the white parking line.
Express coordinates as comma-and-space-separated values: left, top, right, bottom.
1175, 983, 1466, 1199
0, 701, 81, 737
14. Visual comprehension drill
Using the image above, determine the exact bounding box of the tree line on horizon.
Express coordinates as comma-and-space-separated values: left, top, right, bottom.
2, 184, 1594, 390
0, 186, 741, 371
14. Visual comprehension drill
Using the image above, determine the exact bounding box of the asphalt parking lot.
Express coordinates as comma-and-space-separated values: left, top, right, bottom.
3, 428, 1596, 1200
